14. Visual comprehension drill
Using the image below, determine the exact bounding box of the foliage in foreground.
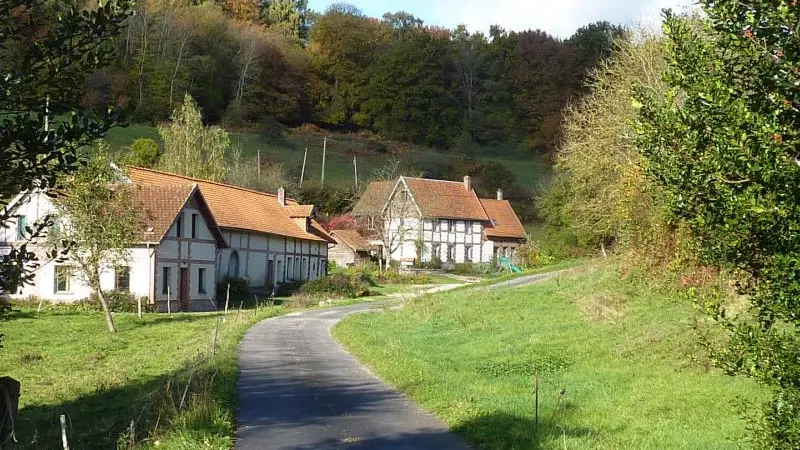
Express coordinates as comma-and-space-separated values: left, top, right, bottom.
0, 0, 133, 302
333, 264, 763, 449
635, 4, 800, 447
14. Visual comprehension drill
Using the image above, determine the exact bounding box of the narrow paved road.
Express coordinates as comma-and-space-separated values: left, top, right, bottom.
236, 286, 470, 450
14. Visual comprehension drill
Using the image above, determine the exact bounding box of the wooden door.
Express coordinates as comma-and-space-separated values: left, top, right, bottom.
266, 260, 275, 288
179, 268, 189, 311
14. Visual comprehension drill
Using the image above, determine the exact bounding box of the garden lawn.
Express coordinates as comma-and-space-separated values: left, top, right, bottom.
333, 264, 764, 450
1, 305, 284, 449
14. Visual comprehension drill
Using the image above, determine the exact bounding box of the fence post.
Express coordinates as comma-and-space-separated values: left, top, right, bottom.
224, 283, 230, 315
167, 286, 171, 315
60, 414, 69, 450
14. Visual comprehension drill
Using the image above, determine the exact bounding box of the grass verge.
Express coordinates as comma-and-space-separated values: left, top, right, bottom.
1, 305, 283, 449
333, 263, 763, 450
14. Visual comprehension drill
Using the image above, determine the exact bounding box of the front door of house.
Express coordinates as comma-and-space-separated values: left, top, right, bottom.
179, 268, 189, 311
266, 260, 275, 288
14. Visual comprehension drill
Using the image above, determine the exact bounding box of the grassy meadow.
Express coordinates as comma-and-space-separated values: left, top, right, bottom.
104, 124, 547, 191
333, 264, 764, 450
1, 305, 284, 449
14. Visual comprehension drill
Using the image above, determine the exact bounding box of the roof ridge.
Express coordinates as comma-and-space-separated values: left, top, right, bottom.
402, 176, 464, 184
127, 166, 295, 201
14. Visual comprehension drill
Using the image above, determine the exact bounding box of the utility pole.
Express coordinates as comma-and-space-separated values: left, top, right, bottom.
353, 156, 358, 189
321, 136, 327, 186
300, 146, 308, 186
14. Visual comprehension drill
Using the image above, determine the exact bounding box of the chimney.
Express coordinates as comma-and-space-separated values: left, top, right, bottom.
497, 189, 503, 200
463, 175, 472, 192
277, 187, 286, 205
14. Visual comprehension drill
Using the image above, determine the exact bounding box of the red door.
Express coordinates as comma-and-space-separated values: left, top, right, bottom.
179, 268, 189, 311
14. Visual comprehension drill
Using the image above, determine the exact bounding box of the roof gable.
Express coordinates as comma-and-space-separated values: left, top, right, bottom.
352, 180, 395, 216
126, 167, 334, 243
479, 198, 526, 240
135, 184, 227, 246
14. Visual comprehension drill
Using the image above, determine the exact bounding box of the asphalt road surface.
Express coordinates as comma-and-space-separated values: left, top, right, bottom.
236, 296, 471, 450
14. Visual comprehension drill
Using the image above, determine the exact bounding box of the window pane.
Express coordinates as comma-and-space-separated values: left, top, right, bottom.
55, 266, 70, 293
115, 266, 130, 292
162, 267, 171, 294
17, 216, 27, 240
198, 268, 206, 293
192, 214, 198, 239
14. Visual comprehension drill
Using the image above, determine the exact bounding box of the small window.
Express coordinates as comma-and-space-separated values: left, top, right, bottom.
162, 266, 171, 294
447, 245, 455, 261
287, 257, 293, 279
198, 268, 206, 294
191, 214, 198, 239
465, 245, 473, 262
176, 213, 183, 237
54, 265, 71, 293
432, 244, 440, 259
115, 266, 130, 292
17, 215, 28, 240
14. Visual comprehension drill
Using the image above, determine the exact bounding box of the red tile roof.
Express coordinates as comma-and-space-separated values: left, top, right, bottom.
480, 199, 527, 240
352, 180, 395, 216
331, 229, 371, 252
126, 167, 334, 243
402, 177, 489, 221
133, 184, 226, 245
286, 204, 315, 218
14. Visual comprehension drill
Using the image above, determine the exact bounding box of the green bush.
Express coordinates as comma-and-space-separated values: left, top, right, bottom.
274, 280, 303, 297
126, 138, 160, 168
297, 271, 372, 299
216, 276, 250, 302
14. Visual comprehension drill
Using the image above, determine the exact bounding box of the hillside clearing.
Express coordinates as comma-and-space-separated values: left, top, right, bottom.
333, 264, 763, 450
104, 125, 547, 191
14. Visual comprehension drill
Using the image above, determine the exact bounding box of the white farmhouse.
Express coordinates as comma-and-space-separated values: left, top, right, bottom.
0, 167, 334, 311
351, 175, 527, 266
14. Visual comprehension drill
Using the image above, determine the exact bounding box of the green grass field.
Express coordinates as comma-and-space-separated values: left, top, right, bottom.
333, 264, 764, 450
1, 305, 284, 449
104, 124, 547, 190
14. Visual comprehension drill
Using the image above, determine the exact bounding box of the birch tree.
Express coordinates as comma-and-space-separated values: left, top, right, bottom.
51, 151, 141, 333
158, 94, 229, 181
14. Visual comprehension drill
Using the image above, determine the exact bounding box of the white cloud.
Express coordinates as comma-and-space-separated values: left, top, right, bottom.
428, 0, 695, 38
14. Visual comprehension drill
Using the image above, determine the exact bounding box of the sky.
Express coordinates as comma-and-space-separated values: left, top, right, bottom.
307, 0, 696, 38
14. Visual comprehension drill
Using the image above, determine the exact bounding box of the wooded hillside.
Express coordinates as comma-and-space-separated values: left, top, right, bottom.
71, 0, 621, 155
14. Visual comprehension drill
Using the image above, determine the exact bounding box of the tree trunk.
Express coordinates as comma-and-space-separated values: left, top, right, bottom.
96, 287, 117, 333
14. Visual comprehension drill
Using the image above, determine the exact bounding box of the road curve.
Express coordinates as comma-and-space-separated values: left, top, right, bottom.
235, 293, 471, 450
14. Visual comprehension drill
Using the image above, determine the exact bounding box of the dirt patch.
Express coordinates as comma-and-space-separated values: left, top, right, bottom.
578, 292, 628, 322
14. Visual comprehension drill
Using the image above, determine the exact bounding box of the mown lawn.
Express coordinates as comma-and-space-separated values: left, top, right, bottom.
333, 264, 764, 450
1, 305, 283, 449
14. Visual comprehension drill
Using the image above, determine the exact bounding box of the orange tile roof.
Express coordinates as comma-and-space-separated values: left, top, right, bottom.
403, 177, 489, 221
331, 229, 371, 251
286, 204, 315, 218
133, 184, 226, 245
352, 180, 395, 216
126, 167, 334, 243
480, 198, 527, 240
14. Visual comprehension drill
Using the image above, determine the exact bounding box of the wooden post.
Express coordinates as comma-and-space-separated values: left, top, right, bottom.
128, 420, 135, 449
36, 298, 45, 313
321, 136, 327, 186
137, 295, 142, 318
534, 370, 540, 433
167, 286, 171, 315
179, 372, 194, 410
300, 147, 307, 185
60, 414, 69, 450
0, 377, 20, 449
353, 156, 358, 189
224, 283, 230, 315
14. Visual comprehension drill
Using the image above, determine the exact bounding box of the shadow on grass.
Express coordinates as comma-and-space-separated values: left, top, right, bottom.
14, 354, 234, 450
452, 410, 601, 449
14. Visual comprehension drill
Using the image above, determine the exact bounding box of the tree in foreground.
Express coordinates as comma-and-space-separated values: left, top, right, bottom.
635, 4, 800, 447
52, 151, 141, 332
158, 94, 229, 181
0, 0, 133, 298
